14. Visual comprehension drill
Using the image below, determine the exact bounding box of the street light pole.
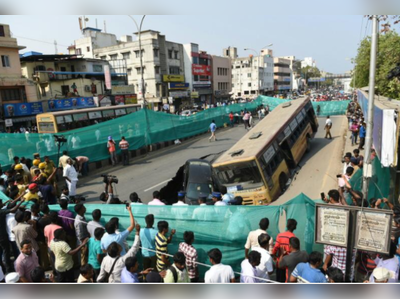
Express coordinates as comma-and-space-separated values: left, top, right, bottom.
128, 15, 147, 108
362, 15, 379, 200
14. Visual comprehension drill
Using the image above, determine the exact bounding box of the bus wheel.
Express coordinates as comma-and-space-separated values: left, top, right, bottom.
306, 137, 311, 153
279, 173, 288, 193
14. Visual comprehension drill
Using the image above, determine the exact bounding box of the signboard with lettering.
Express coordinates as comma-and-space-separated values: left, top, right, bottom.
111, 85, 135, 95
48, 97, 95, 111
191, 92, 199, 98
104, 65, 112, 90
355, 211, 392, 254
125, 94, 138, 104
114, 95, 125, 105
192, 64, 211, 76
163, 75, 184, 82
315, 205, 350, 247
169, 83, 189, 89
3, 102, 44, 117
169, 91, 188, 98
193, 81, 211, 89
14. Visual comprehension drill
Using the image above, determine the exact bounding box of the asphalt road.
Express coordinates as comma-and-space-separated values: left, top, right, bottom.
76, 115, 347, 205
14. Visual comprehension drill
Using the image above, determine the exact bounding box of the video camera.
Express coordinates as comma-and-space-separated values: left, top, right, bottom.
101, 174, 119, 184
54, 135, 67, 143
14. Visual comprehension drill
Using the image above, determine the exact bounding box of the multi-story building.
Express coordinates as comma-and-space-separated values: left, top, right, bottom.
274, 57, 292, 92
226, 47, 274, 99
68, 27, 118, 59
183, 43, 213, 106
301, 57, 316, 69
92, 30, 186, 110
20, 52, 118, 102
211, 55, 232, 103
0, 24, 38, 130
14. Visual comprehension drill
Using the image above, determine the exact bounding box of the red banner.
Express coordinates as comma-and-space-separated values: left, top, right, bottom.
192, 64, 211, 76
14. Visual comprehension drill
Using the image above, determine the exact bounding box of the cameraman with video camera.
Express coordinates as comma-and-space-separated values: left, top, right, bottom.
99, 174, 119, 204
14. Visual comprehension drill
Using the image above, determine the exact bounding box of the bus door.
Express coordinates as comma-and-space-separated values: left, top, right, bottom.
277, 129, 296, 169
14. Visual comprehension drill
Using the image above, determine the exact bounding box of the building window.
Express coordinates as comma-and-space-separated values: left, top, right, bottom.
93, 65, 103, 72
100, 56, 106, 60
109, 54, 118, 60
87, 46, 90, 52
1, 55, 10, 67
122, 52, 130, 60
61, 85, 70, 96
174, 51, 179, 59
247, 73, 251, 78
127, 68, 132, 76
0, 88, 25, 101
192, 57, 199, 64
0, 25, 4, 37
168, 50, 173, 59
194, 75, 199, 81
232, 83, 234, 88
136, 67, 145, 74
248, 83, 251, 87
134, 50, 144, 58
169, 66, 180, 75
153, 48, 159, 58
155, 66, 160, 74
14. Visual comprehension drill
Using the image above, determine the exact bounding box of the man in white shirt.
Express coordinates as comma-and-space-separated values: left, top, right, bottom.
63, 158, 78, 197
192, 196, 212, 221
325, 115, 332, 139
245, 218, 274, 256
205, 248, 235, 283
240, 251, 261, 283
212, 192, 227, 206
251, 234, 274, 282
58, 151, 71, 169
172, 191, 190, 219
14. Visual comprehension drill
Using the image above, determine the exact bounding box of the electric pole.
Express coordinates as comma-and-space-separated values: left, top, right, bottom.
362, 15, 379, 200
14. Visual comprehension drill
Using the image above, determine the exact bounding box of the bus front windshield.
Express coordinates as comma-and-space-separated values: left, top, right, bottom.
214, 161, 263, 190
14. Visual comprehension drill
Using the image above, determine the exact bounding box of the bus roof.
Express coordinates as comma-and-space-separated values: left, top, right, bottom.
213, 98, 311, 166
37, 104, 141, 117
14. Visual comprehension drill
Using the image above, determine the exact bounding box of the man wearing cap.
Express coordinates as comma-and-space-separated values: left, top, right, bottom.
23, 184, 40, 202
11, 156, 20, 170
212, 192, 227, 206
107, 136, 117, 166
63, 158, 79, 199
369, 267, 392, 283
172, 192, 189, 219
5, 272, 20, 283
30, 159, 40, 178
14, 164, 30, 185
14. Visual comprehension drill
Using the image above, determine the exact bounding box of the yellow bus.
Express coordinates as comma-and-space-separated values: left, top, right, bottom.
212, 98, 318, 205
36, 104, 141, 133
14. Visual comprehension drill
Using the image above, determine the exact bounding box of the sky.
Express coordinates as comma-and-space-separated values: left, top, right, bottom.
0, 15, 393, 73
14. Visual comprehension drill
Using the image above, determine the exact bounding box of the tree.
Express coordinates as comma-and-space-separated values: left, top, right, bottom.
300, 66, 321, 80
352, 31, 400, 99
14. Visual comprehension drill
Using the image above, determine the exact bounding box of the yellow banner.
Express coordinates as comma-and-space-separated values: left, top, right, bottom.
163, 75, 184, 82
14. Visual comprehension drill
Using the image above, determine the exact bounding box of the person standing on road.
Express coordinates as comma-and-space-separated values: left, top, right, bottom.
325, 116, 332, 139
229, 112, 234, 128
358, 122, 366, 150
107, 136, 117, 166
119, 136, 130, 166
63, 158, 78, 200
243, 111, 250, 130
209, 120, 217, 142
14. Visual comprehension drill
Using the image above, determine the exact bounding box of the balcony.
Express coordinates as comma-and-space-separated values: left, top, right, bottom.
274, 66, 290, 73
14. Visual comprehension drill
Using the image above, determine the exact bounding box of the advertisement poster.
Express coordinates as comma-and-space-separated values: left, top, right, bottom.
125, 94, 138, 104
3, 102, 44, 117
114, 95, 125, 105
192, 64, 211, 76
48, 97, 95, 111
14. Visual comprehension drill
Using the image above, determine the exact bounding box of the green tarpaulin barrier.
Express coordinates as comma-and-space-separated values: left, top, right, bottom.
0, 97, 349, 169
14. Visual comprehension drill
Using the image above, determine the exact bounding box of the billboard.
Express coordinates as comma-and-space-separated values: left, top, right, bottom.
48, 97, 95, 111
125, 94, 138, 104
163, 75, 184, 82
192, 64, 211, 76
169, 83, 189, 89
3, 102, 44, 117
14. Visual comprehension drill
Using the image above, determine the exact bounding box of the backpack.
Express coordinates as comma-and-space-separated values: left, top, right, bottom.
168, 265, 178, 283
98, 257, 120, 283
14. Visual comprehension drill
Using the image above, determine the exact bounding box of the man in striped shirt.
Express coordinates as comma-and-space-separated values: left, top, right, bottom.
155, 221, 176, 272
119, 136, 130, 166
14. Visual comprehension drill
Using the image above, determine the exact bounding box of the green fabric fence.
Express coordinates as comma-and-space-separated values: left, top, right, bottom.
0, 97, 349, 169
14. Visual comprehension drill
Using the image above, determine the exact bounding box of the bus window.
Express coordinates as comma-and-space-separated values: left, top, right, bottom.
38, 122, 55, 133
102, 110, 115, 118
115, 109, 126, 116
214, 161, 263, 190
126, 107, 138, 114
